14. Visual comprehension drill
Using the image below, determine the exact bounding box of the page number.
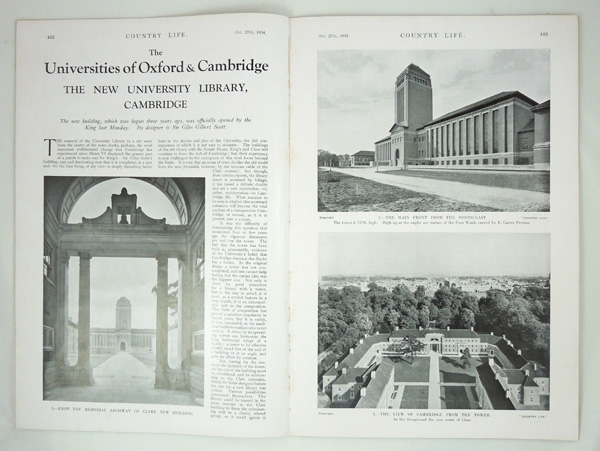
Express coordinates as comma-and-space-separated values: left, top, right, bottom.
47, 35, 55, 39
540, 32, 548, 37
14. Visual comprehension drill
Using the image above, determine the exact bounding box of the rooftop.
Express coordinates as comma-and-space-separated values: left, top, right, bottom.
324, 333, 390, 377
389, 328, 480, 339
355, 361, 395, 408
530, 100, 550, 112
352, 150, 375, 157
418, 91, 538, 129
333, 367, 368, 385
476, 364, 516, 410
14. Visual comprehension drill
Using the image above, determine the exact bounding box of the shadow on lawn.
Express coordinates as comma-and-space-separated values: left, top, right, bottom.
441, 356, 469, 369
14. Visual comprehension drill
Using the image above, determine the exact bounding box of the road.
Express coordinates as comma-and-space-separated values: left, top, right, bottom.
331, 167, 550, 211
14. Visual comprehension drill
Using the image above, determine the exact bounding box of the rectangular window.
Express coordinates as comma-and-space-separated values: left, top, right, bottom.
466, 118, 471, 155
441, 127, 445, 156
492, 109, 499, 153
492, 158, 499, 165
483, 159, 488, 165
192, 331, 205, 353
459, 160, 463, 165
483, 112, 489, 153
195, 241, 205, 284
504, 158, 508, 165
452, 160, 456, 165
396, 87, 405, 123
43, 241, 53, 279
447, 124, 451, 156
452, 122, 456, 156
43, 325, 54, 351
466, 160, 471, 165
474, 115, 479, 154
504, 106, 508, 152
458, 120, 463, 155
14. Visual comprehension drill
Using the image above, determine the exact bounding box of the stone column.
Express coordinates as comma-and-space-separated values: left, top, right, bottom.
55, 251, 70, 368
155, 254, 169, 388
174, 259, 185, 368
75, 251, 93, 385
180, 254, 193, 373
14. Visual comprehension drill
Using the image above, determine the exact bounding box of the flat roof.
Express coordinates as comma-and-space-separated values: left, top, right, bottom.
418, 91, 538, 129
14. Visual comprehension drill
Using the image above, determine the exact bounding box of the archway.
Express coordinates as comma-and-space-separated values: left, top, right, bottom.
43, 176, 205, 405
57, 177, 190, 225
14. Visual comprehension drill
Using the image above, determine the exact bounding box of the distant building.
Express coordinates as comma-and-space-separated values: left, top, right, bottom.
69, 297, 156, 355
338, 156, 351, 168
374, 64, 550, 168
350, 150, 375, 167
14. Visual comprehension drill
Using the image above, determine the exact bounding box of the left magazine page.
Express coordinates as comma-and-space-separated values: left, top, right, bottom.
15, 13, 290, 437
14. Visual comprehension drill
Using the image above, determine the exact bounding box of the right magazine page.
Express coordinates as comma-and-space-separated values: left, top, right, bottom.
289, 16, 578, 440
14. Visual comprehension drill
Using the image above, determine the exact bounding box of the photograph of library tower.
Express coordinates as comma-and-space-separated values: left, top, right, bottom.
374, 64, 550, 168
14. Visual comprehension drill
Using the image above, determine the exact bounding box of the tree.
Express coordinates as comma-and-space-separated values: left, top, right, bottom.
317, 149, 340, 168
437, 307, 453, 328
151, 281, 179, 316
460, 346, 472, 368
455, 308, 476, 329
399, 334, 426, 365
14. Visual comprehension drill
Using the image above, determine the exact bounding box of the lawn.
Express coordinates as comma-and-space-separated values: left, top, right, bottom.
439, 356, 483, 384
400, 386, 429, 409
440, 385, 480, 409
385, 356, 430, 383
317, 170, 498, 212
386, 169, 550, 193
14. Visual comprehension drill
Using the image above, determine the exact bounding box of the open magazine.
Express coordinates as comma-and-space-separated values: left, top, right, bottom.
14, 14, 578, 440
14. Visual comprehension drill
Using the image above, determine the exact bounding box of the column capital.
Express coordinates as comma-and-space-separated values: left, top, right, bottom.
156, 253, 169, 266
78, 250, 91, 260
58, 250, 70, 265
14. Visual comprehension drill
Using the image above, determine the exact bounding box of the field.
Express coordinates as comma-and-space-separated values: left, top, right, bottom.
386, 356, 430, 383
400, 386, 429, 409
318, 170, 497, 212
440, 385, 480, 409
438, 356, 483, 384
386, 169, 550, 193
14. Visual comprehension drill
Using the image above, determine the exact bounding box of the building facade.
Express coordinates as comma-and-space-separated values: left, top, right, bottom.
375, 64, 550, 169
322, 327, 549, 410
77, 297, 158, 355
350, 150, 375, 167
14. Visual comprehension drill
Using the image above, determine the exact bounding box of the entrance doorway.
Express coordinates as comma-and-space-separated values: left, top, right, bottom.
120, 341, 126, 351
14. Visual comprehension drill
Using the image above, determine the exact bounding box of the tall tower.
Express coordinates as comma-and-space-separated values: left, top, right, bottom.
394, 64, 433, 130
116, 297, 131, 330
115, 297, 132, 352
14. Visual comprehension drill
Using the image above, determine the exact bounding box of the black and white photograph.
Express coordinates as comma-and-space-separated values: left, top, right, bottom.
318, 233, 550, 410
43, 176, 205, 406
317, 50, 551, 212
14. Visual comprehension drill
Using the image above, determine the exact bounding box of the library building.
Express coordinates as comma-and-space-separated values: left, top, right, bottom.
374, 64, 550, 169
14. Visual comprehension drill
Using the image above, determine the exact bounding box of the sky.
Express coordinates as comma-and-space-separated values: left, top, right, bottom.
318, 49, 550, 156
319, 233, 550, 277
67, 178, 180, 329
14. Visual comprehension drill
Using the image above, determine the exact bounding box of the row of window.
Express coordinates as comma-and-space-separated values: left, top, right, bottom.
433, 158, 510, 166
424, 106, 509, 157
